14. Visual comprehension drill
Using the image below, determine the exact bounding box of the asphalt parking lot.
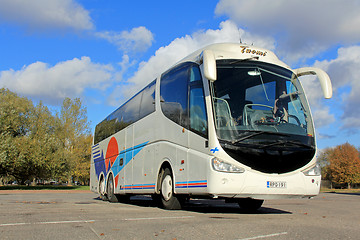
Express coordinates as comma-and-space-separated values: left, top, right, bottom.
0, 190, 359, 240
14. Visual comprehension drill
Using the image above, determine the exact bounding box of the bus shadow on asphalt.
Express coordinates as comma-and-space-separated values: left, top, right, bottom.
94, 196, 291, 215
328, 192, 360, 196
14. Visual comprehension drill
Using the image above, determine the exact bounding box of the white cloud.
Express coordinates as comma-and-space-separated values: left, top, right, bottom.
215, 0, 360, 62
317, 46, 360, 130
96, 26, 154, 53
0, 0, 93, 31
300, 45, 360, 131
109, 20, 276, 105
0, 57, 113, 105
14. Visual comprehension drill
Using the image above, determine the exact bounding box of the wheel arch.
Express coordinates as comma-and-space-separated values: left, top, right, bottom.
155, 160, 174, 194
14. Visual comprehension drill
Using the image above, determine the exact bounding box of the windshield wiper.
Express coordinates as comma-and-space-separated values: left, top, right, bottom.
231, 131, 289, 144
231, 131, 266, 144
259, 140, 314, 150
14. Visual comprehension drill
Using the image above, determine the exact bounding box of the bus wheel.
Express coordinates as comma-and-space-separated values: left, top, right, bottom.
107, 174, 118, 203
238, 198, 264, 211
160, 168, 181, 210
99, 177, 108, 201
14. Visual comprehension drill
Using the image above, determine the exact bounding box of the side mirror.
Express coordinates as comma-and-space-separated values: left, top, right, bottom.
202, 50, 217, 81
294, 67, 332, 99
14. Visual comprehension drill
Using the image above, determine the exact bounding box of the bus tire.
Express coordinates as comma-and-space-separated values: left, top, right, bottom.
99, 176, 108, 201
160, 168, 182, 210
238, 198, 264, 211
107, 174, 118, 203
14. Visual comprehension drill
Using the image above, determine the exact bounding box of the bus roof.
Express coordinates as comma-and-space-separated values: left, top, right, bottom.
177, 43, 291, 70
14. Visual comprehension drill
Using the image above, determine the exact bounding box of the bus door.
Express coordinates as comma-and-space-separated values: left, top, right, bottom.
187, 71, 209, 193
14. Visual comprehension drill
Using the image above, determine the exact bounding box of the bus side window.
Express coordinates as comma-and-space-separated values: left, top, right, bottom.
160, 64, 189, 128
189, 66, 208, 137
94, 80, 156, 144
190, 87, 207, 136
139, 80, 156, 119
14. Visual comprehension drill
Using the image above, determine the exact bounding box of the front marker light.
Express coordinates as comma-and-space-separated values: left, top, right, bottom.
212, 157, 245, 173
303, 164, 321, 176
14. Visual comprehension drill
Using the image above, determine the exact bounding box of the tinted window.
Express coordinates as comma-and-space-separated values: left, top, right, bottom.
122, 91, 141, 125
139, 81, 156, 118
160, 63, 208, 137
160, 64, 189, 127
190, 66, 202, 82
94, 80, 156, 144
190, 87, 207, 136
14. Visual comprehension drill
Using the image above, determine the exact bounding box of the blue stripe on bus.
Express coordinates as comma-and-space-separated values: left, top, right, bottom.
108, 141, 149, 182
175, 180, 207, 189
121, 183, 155, 190
119, 142, 149, 155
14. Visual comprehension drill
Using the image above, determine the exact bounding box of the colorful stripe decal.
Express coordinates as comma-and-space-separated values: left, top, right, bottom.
121, 183, 156, 190
175, 180, 207, 189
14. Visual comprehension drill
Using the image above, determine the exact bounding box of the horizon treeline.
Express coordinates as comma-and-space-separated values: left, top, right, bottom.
0, 88, 92, 185
319, 143, 360, 189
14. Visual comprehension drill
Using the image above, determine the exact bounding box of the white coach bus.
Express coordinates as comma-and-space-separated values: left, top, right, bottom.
90, 43, 332, 210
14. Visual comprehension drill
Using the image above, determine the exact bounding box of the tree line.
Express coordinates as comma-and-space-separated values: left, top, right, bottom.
319, 143, 360, 189
0, 88, 92, 185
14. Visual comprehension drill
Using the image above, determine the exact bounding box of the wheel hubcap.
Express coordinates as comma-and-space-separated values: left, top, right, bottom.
161, 175, 173, 201
100, 179, 105, 195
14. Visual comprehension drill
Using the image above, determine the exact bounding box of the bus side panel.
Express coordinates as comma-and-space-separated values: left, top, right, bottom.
90, 157, 97, 193
141, 144, 156, 192
124, 125, 133, 193
157, 141, 176, 175
183, 132, 210, 194
186, 149, 209, 194
174, 145, 189, 194
90, 137, 115, 194
113, 130, 125, 194
156, 115, 189, 194
133, 115, 157, 193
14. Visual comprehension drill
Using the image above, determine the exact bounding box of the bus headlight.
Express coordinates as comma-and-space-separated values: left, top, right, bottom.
303, 164, 321, 176
212, 157, 245, 173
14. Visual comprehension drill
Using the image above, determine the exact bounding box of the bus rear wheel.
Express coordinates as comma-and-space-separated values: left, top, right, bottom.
99, 176, 108, 201
107, 174, 118, 203
238, 198, 264, 211
160, 168, 182, 210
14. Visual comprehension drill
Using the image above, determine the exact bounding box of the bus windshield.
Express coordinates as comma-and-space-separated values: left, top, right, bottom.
211, 60, 315, 173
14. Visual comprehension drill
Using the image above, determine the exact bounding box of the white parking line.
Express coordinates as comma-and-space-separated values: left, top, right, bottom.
0, 223, 28, 227
124, 216, 194, 221
36, 220, 95, 225
0, 216, 193, 227
238, 232, 288, 240
0, 220, 95, 227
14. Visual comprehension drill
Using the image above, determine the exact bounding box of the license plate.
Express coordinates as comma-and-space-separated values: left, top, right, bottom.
267, 181, 287, 188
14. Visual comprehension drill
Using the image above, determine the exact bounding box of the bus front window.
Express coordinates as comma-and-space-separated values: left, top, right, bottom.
211, 60, 316, 174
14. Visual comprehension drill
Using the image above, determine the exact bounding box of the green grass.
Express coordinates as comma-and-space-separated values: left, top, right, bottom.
0, 185, 89, 191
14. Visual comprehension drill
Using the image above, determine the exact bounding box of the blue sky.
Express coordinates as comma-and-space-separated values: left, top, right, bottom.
0, 0, 360, 150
